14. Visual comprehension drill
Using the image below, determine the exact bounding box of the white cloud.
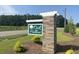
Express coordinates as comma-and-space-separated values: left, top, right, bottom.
0, 5, 18, 15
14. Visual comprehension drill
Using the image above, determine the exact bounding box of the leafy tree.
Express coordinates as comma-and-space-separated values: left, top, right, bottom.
76, 23, 79, 27
56, 15, 67, 27
68, 18, 76, 35
64, 17, 76, 35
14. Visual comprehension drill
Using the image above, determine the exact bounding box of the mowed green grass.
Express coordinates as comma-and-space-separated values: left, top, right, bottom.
0, 26, 27, 31
57, 31, 72, 43
0, 35, 33, 53
57, 28, 79, 43
57, 28, 72, 43
76, 28, 79, 36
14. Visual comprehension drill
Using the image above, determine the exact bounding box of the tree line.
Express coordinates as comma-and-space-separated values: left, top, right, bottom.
76, 23, 79, 27
0, 14, 67, 27
0, 15, 42, 26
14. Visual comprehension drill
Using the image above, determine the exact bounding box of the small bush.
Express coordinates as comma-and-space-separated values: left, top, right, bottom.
31, 36, 42, 44
69, 24, 76, 35
65, 49, 74, 54
13, 41, 26, 53
64, 18, 76, 35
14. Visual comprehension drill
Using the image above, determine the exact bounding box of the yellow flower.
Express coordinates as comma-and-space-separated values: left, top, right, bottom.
65, 49, 74, 54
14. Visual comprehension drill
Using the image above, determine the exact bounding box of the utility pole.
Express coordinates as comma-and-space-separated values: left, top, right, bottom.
64, 8, 66, 28
27, 13, 29, 20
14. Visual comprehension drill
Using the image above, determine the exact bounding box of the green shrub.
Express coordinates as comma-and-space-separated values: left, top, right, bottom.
32, 36, 41, 44
69, 24, 76, 35
65, 49, 74, 54
13, 41, 26, 53
64, 18, 76, 35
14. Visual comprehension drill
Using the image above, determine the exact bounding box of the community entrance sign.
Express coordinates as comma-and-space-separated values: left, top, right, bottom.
26, 11, 58, 54
26, 19, 43, 35
28, 24, 43, 35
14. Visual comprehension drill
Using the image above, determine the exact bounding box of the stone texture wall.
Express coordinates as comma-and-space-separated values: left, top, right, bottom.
42, 15, 57, 54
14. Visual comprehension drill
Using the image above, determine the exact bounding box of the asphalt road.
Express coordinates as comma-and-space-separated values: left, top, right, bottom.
0, 30, 27, 37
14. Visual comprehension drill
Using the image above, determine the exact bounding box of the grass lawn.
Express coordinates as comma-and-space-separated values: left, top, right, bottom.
0, 26, 27, 31
57, 31, 72, 43
0, 35, 33, 53
76, 28, 79, 36
57, 28, 79, 43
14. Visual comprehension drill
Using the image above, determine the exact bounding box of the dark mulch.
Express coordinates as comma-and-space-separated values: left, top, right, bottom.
23, 41, 43, 54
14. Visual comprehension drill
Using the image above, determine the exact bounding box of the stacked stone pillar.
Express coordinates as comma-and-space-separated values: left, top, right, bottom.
40, 11, 57, 54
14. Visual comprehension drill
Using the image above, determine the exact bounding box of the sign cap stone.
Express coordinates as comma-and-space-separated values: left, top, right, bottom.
40, 11, 59, 17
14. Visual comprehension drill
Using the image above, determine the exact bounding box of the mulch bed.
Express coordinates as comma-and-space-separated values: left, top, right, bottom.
23, 41, 43, 54
23, 34, 79, 54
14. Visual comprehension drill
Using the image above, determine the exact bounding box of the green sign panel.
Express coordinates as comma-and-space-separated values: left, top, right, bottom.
28, 24, 43, 35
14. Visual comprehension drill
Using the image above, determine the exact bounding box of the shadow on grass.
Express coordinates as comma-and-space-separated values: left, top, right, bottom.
56, 44, 79, 53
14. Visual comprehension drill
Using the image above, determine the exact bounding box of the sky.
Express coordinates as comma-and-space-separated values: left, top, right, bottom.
0, 5, 79, 24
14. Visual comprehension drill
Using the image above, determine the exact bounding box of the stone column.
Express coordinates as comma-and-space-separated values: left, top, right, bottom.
40, 11, 58, 54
